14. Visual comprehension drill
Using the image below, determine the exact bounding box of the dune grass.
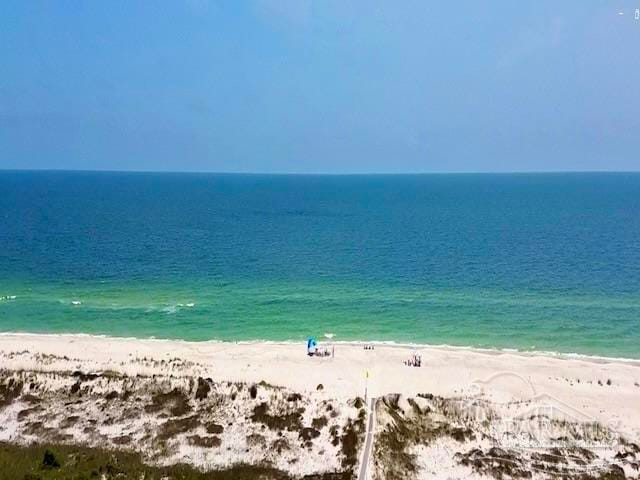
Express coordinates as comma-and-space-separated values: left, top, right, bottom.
0, 441, 293, 480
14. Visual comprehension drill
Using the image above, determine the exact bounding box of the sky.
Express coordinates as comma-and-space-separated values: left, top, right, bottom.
1, 0, 639, 174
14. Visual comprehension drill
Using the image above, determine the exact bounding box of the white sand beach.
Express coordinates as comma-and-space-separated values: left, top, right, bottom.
1, 334, 639, 434
1, 333, 639, 479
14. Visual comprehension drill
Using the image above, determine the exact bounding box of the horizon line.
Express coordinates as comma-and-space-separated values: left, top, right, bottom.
2, 168, 640, 176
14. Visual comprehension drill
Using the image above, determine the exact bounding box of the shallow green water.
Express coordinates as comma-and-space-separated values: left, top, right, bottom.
1, 172, 639, 358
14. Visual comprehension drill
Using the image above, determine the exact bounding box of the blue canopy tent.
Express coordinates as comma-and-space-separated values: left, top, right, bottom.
307, 337, 317, 356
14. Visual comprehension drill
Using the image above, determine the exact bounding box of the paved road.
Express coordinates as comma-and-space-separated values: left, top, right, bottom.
357, 397, 376, 480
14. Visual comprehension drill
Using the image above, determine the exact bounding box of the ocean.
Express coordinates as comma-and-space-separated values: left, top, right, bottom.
0, 171, 638, 358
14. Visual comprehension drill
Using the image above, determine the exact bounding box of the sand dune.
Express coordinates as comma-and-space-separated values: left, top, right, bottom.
1, 333, 639, 479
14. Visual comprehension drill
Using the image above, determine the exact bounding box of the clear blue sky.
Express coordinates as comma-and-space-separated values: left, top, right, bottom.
1, 1, 638, 173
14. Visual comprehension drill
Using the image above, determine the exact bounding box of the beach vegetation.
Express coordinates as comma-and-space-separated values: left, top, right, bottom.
373, 393, 630, 480
21, 393, 42, 404
104, 390, 118, 400
271, 437, 290, 453
456, 446, 627, 479
59, 415, 80, 428
99, 369, 123, 379
250, 402, 303, 431
246, 433, 266, 447
312, 415, 328, 429
0, 441, 359, 480
188, 435, 221, 448
0, 368, 366, 480
111, 435, 132, 445
340, 415, 365, 471
374, 394, 494, 480
205, 422, 224, 434
158, 415, 200, 440
455, 447, 533, 478
0, 376, 23, 407
17, 406, 43, 421
71, 371, 98, 382
287, 393, 302, 402
195, 377, 211, 400
145, 388, 192, 417
249, 384, 258, 399
41, 450, 60, 469
299, 427, 321, 442
0, 442, 296, 480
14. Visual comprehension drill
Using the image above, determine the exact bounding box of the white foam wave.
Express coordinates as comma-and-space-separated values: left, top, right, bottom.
162, 302, 196, 314
0, 295, 17, 301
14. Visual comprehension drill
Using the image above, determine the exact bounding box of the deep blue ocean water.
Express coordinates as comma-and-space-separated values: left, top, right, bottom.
0, 171, 638, 358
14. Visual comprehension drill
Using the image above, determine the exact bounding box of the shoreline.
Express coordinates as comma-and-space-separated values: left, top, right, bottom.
1, 331, 639, 366
1, 332, 639, 412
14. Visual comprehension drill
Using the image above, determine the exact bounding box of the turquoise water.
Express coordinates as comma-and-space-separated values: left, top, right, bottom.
1, 171, 639, 358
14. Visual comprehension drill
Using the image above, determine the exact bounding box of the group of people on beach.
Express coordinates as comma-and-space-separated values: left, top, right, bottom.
313, 347, 333, 357
404, 353, 422, 367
